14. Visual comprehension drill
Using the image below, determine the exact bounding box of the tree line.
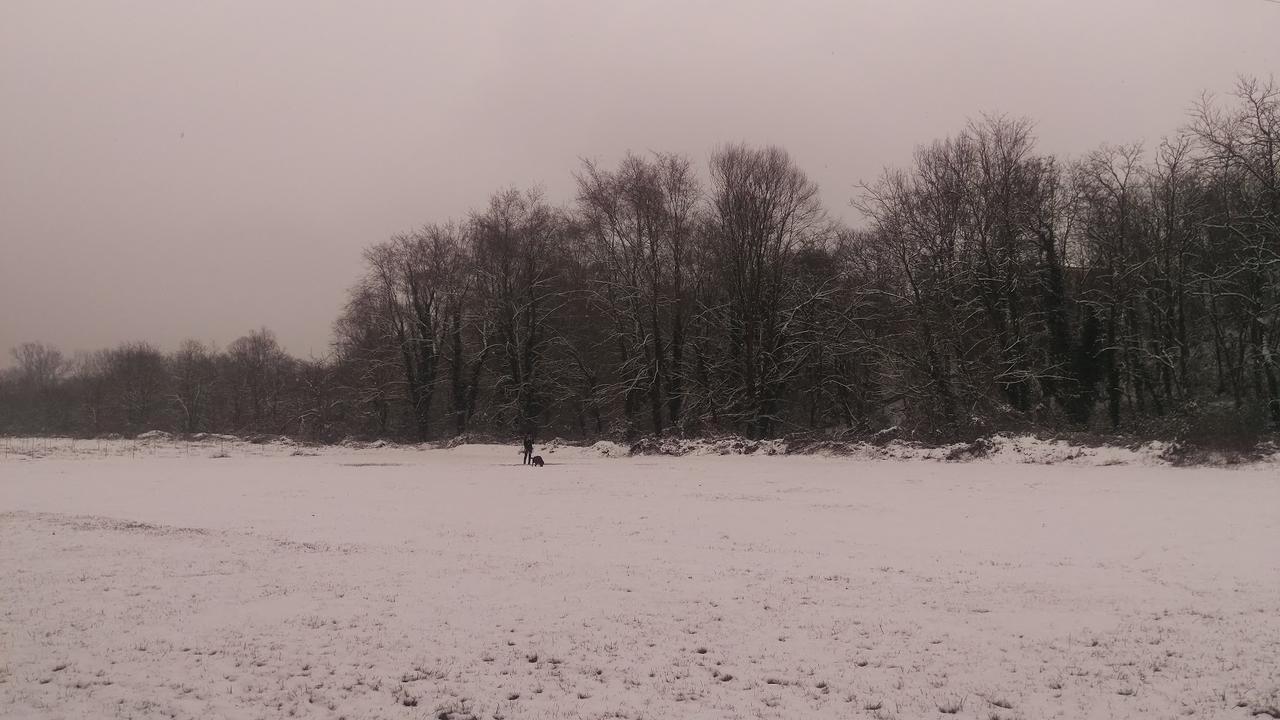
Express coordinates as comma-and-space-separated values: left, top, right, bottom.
0, 330, 334, 438
3, 78, 1277, 445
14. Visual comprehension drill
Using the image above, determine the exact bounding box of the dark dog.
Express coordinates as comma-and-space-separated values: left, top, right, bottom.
530, 455, 544, 467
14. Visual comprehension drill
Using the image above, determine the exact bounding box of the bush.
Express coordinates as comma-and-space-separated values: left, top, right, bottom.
1152, 400, 1273, 464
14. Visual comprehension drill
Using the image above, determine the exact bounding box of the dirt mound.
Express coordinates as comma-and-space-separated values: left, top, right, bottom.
136, 430, 172, 441
587, 440, 630, 457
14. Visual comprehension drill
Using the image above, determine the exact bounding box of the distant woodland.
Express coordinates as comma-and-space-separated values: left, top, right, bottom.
4, 78, 1278, 447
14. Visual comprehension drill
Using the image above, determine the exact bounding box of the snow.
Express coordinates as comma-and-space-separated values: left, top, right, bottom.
2, 439, 1278, 719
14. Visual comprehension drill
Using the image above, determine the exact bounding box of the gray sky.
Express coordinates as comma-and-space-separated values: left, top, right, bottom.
2, 0, 1276, 364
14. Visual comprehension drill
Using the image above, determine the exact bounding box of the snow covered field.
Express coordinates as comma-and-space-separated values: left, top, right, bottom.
2, 439, 1278, 719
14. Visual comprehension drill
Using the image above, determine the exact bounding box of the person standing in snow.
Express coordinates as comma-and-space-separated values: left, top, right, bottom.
522, 435, 534, 465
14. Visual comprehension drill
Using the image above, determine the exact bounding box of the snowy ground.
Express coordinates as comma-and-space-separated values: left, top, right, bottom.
2, 439, 1279, 720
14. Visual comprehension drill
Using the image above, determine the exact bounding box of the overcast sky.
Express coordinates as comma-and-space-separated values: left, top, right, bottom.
1, 0, 1276, 364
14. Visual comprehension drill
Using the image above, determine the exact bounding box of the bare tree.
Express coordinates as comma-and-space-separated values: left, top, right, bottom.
108, 342, 168, 433
1189, 76, 1280, 424
170, 339, 218, 433
576, 151, 700, 435
704, 144, 829, 437
4, 342, 67, 432
226, 328, 291, 431
334, 283, 402, 435
1077, 142, 1146, 427
471, 188, 570, 434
